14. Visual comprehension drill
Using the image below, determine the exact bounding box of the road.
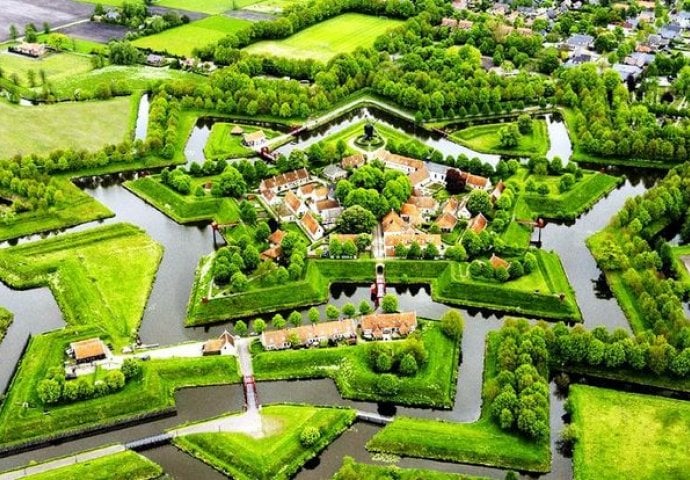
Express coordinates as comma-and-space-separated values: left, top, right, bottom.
0, 445, 124, 480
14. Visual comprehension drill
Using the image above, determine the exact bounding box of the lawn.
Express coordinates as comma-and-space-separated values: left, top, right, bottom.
252, 320, 460, 407
204, 123, 279, 160
0, 97, 132, 156
333, 458, 491, 480
570, 385, 690, 480
173, 405, 356, 480
18, 451, 162, 480
0, 50, 93, 88
450, 120, 549, 157
244, 14, 404, 62
314, 120, 430, 157
245, 0, 299, 13
0, 223, 162, 346
133, 15, 251, 57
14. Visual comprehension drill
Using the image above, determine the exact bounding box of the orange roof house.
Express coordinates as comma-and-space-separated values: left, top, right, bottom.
360, 312, 417, 340
435, 212, 458, 232
341, 154, 365, 169
284, 191, 305, 215
469, 213, 488, 234
466, 173, 490, 190
259, 168, 310, 193
489, 254, 510, 270
382, 210, 413, 235
70, 338, 108, 364
202, 330, 235, 356
301, 211, 324, 241
261, 319, 357, 350
268, 229, 285, 246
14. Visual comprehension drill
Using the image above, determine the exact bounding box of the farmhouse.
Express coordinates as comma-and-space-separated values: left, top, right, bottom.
260, 319, 357, 350
243, 130, 267, 147
68, 338, 108, 364
360, 312, 417, 340
283, 190, 307, 218
382, 210, 416, 236
400, 203, 422, 226
259, 168, 311, 194
301, 211, 324, 241
9, 42, 47, 58
201, 331, 235, 356
464, 172, 491, 190
408, 165, 430, 187
407, 195, 438, 217
268, 229, 285, 246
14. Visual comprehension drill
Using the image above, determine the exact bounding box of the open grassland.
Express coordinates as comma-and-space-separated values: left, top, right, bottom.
204, 123, 278, 159
0, 326, 240, 451
253, 321, 460, 407
366, 332, 550, 472
0, 97, 132, 157
174, 405, 356, 480
333, 458, 490, 480
0, 223, 162, 346
133, 16, 251, 57
244, 14, 404, 62
571, 385, 690, 480
450, 120, 549, 157
0, 50, 93, 88
18, 450, 162, 480
0, 179, 113, 241
188, 253, 580, 325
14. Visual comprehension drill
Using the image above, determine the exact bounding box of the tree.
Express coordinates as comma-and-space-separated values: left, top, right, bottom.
399, 353, 418, 376
308, 307, 320, 324
498, 124, 520, 148
337, 205, 377, 233
559, 173, 575, 192
517, 115, 533, 134
326, 304, 340, 320
255, 222, 271, 243
445, 169, 466, 194
359, 300, 372, 315
495, 266, 510, 282
288, 311, 302, 328
376, 374, 400, 396
467, 189, 491, 215
376, 352, 393, 372
37, 378, 62, 404
253, 318, 266, 334
9, 24, 18, 41
234, 320, 248, 336
342, 240, 357, 258
121, 358, 142, 380
212, 167, 247, 198
441, 309, 464, 340
272, 314, 286, 329
300, 426, 321, 447
342, 302, 356, 318
104, 370, 125, 392
108, 40, 143, 65
381, 294, 398, 313
239, 200, 257, 225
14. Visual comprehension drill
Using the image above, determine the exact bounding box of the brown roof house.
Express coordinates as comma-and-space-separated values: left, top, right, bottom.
261, 319, 357, 350
360, 312, 418, 340
314, 198, 342, 226
301, 211, 324, 241
489, 254, 510, 270
435, 212, 458, 233
468, 213, 488, 234
341, 153, 365, 169
69, 338, 109, 364
260, 168, 311, 194
202, 330, 236, 356
282, 190, 307, 220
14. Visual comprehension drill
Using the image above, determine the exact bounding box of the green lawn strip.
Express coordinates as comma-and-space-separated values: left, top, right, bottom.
0, 223, 162, 346
133, 16, 252, 57
333, 457, 491, 479
0, 50, 94, 88
0, 179, 114, 242
312, 120, 428, 155
570, 385, 690, 480
204, 123, 279, 160
449, 120, 549, 157
253, 321, 460, 407
0, 327, 240, 451
244, 14, 404, 62
18, 450, 162, 480
366, 331, 550, 473
0, 306, 13, 346
188, 255, 581, 325
0, 97, 132, 156
156, 0, 240, 14
173, 405, 356, 480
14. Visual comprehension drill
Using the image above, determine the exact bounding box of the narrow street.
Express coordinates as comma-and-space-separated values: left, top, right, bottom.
372, 223, 384, 259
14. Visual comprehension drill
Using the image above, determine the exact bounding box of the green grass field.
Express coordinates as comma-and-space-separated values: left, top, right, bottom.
0, 307, 12, 346
174, 405, 356, 480
333, 458, 489, 480
571, 385, 690, 480
204, 123, 278, 160
0, 97, 132, 156
0, 223, 162, 346
0, 50, 93, 88
253, 321, 460, 407
18, 451, 162, 480
450, 120, 549, 157
245, 0, 299, 13
244, 14, 404, 62
314, 120, 430, 156
133, 16, 251, 57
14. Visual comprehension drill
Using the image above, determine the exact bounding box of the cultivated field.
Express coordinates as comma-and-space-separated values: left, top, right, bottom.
0, 0, 92, 42
0, 96, 132, 156
0, 50, 93, 87
571, 385, 690, 480
132, 15, 251, 57
244, 13, 403, 61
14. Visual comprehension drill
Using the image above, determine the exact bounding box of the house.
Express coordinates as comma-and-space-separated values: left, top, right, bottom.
407, 195, 438, 217
426, 162, 450, 183
465, 173, 491, 190
301, 211, 324, 241
284, 190, 307, 217
375, 150, 424, 174
457, 19, 474, 29
298, 182, 328, 202
468, 213, 488, 234
360, 312, 417, 340
268, 229, 285, 246
646, 34, 669, 51
490, 181, 506, 203
9, 42, 47, 58
400, 203, 422, 226
322, 164, 348, 182
146, 54, 166, 67
260, 319, 357, 350
231, 125, 244, 135
408, 165, 430, 187
564, 34, 594, 50
384, 232, 442, 256
441, 17, 459, 28
435, 212, 458, 232
260, 188, 277, 205
673, 11, 690, 29
104, 9, 121, 21
564, 51, 595, 67
259, 168, 310, 194
202, 331, 235, 356
489, 254, 510, 270
314, 199, 342, 225
341, 153, 365, 169
260, 246, 282, 262
243, 130, 267, 147
624, 52, 654, 67
612, 63, 642, 82
382, 210, 415, 236
660, 23, 681, 41
69, 338, 108, 364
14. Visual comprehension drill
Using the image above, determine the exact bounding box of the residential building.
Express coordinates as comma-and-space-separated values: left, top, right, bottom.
146, 54, 166, 67
384, 232, 442, 256
284, 190, 307, 218
489, 254, 510, 270
69, 338, 108, 364
400, 203, 422, 226
564, 34, 594, 50
9, 42, 47, 58
468, 213, 488, 234
375, 150, 424, 174
464, 172, 491, 190
425, 161, 450, 183
259, 168, 310, 194
491, 181, 506, 203
341, 153, 365, 169
260, 319, 357, 350
201, 331, 235, 356
314, 199, 342, 225
301, 211, 324, 241
435, 212, 458, 232
407, 195, 439, 217
242, 130, 267, 147
322, 164, 348, 182
360, 312, 417, 340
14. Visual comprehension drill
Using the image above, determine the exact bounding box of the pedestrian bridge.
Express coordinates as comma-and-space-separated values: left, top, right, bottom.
356, 410, 394, 425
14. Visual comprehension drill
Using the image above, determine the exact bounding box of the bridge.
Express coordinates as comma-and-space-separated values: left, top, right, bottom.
356, 410, 394, 425
125, 433, 173, 451
243, 375, 259, 411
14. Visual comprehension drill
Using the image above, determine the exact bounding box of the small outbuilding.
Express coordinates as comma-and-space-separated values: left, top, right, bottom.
231, 125, 244, 135
202, 330, 235, 356
69, 338, 108, 364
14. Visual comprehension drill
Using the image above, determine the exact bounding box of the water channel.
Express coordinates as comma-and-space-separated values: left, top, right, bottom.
0, 106, 666, 478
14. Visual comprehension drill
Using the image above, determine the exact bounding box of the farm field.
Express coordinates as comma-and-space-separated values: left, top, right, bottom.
0, 96, 132, 156
570, 385, 690, 480
132, 15, 251, 57
0, 50, 93, 87
244, 14, 404, 61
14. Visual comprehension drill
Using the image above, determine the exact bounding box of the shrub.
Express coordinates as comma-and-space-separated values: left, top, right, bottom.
441, 309, 465, 340
375, 352, 393, 372
122, 358, 142, 380
376, 374, 400, 396
300, 426, 321, 447
104, 370, 125, 392
399, 353, 419, 376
